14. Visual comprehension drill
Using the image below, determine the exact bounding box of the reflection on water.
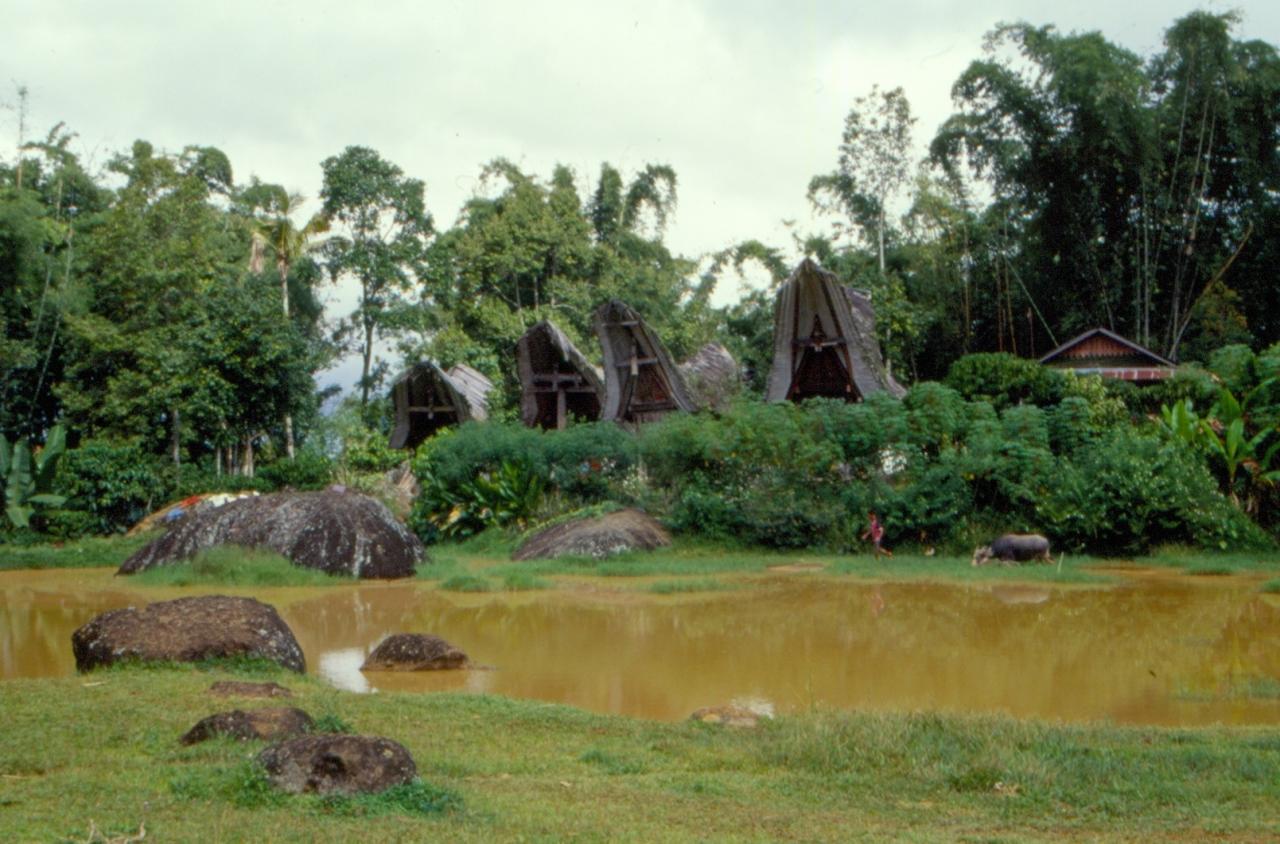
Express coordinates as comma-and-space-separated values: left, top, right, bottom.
2, 567, 1278, 725
318, 647, 369, 693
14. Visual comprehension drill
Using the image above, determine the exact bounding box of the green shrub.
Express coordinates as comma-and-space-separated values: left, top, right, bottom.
408, 421, 635, 543
1047, 396, 1094, 455
1037, 428, 1269, 554
873, 459, 974, 547
902, 382, 967, 452
945, 353, 1065, 409
642, 402, 846, 548
1208, 344, 1257, 395
257, 451, 334, 490
163, 465, 275, 499
411, 459, 544, 543
50, 441, 166, 536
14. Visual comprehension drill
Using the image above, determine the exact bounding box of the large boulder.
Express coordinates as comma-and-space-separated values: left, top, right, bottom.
361, 634, 469, 671
180, 707, 314, 745
118, 489, 424, 579
258, 735, 416, 796
512, 508, 670, 562
71, 595, 305, 673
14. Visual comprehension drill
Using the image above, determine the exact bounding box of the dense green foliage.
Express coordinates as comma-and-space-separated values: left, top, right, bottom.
3, 11, 1279, 554
410, 366, 1275, 553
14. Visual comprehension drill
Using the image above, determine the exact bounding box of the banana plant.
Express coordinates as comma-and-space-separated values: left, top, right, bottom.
1, 426, 68, 529
1194, 381, 1280, 512
1159, 398, 1204, 449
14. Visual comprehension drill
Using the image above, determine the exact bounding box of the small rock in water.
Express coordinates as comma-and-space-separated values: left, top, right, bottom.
258, 735, 417, 796
70, 595, 305, 673
361, 633, 469, 671
689, 704, 771, 729
180, 707, 313, 745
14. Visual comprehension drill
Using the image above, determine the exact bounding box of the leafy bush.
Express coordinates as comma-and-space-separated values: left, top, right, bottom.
641, 401, 846, 548
50, 440, 166, 536
408, 379, 1276, 553
411, 459, 544, 542
409, 421, 635, 542
257, 451, 334, 490
1207, 344, 1256, 395
902, 382, 967, 453
162, 466, 274, 499
1037, 428, 1269, 554
1047, 397, 1095, 454
945, 353, 1065, 410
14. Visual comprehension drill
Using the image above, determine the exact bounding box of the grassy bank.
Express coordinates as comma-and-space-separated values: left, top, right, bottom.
0, 533, 153, 571
1, 663, 1276, 842
4, 530, 1280, 591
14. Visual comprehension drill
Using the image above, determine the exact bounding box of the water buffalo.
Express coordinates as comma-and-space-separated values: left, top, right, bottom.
971, 533, 1052, 567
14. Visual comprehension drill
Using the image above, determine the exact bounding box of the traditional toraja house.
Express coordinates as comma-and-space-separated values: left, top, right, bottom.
388, 362, 494, 450
515, 320, 605, 430
679, 342, 741, 412
593, 299, 698, 424
765, 258, 905, 403
1038, 327, 1176, 383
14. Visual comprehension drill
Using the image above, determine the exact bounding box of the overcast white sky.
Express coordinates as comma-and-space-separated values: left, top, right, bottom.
6, 0, 1276, 392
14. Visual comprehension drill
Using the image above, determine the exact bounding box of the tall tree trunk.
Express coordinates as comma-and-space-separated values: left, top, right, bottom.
360, 313, 375, 407
170, 408, 181, 468
241, 437, 255, 478
877, 207, 886, 275
278, 258, 295, 458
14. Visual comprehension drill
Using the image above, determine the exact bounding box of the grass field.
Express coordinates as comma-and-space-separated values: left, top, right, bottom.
1, 662, 1277, 842
2, 532, 1280, 839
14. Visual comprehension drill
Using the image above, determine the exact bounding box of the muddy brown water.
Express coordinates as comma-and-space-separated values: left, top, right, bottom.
2, 567, 1277, 725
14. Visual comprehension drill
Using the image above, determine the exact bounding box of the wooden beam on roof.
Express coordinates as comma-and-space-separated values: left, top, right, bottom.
794, 337, 847, 349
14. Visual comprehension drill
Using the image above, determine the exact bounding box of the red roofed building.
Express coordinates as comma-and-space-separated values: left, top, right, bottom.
1039, 328, 1176, 383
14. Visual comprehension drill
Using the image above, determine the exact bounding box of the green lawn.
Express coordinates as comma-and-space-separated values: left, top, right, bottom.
1, 663, 1277, 842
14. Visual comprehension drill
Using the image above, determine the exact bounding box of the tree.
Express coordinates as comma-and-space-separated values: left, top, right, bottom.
809, 86, 917, 275
0, 122, 104, 441
241, 180, 330, 456
320, 146, 432, 406
931, 14, 1280, 360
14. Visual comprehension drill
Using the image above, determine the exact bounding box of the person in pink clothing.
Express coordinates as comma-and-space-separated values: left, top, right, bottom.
861, 511, 892, 558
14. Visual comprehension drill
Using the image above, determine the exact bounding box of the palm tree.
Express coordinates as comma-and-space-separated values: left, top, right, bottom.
247, 183, 330, 458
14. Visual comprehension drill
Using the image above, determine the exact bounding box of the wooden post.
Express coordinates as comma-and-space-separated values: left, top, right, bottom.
556, 388, 567, 430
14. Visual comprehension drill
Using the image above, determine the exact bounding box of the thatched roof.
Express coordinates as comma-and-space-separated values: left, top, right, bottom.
388, 361, 493, 450
765, 258, 905, 403
679, 342, 741, 411
593, 300, 697, 424
515, 320, 605, 429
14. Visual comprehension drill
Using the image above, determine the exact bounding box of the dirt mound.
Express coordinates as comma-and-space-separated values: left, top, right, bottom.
258, 735, 417, 796
71, 595, 305, 673
361, 634, 469, 671
117, 489, 424, 579
208, 680, 293, 699
180, 707, 313, 745
512, 508, 671, 562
